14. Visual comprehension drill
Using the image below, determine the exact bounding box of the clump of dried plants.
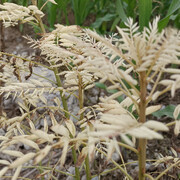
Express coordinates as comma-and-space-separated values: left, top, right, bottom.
0, 1, 180, 180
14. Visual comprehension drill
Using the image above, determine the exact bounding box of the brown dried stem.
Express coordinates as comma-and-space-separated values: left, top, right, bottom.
138, 71, 147, 180
78, 73, 91, 180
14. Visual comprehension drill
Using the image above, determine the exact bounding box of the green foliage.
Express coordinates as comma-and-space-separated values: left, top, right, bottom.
158, 0, 180, 31
95, 82, 106, 90
153, 105, 180, 119
95, 82, 124, 103
72, 0, 94, 25
54, 0, 71, 26
116, 0, 128, 22
138, 0, 152, 31
46, 1, 58, 28
3, 0, 180, 33
91, 13, 116, 30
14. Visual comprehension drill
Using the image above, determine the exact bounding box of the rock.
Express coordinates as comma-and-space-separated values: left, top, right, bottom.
66, 166, 75, 180
0, 128, 5, 135
92, 176, 99, 180
111, 152, 120, 162
81, 175, 86, 180
81, 175, 99, 180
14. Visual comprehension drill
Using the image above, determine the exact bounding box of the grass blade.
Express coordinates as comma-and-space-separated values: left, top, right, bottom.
116, 0, 128, 23
138, 0, 152, 31
56, 0, 70, 25
72, 0, 94, 25
158, 0, 180, 31
47, 2, 58, 28
91, 13, 116, 29
126, 0, 136, 18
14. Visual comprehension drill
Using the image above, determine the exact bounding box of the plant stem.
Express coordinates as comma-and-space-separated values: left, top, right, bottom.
78, 74, 91, 180
0, 52, 52, 70
155, 160, 180, 180
31, 1, 80, 179
52, 63, 69, 118
95, 147, 133, 180
71, 147, 81, 180
78, 74, 84, 121
0, 18, 5, 52
138, 71, 147, 180
31, 0, 70, 119
84, 156, 91, 180
53, 68, 79, 180
31, 0, 46, 34
0, 4, 4, 116
118, 142, 138, 154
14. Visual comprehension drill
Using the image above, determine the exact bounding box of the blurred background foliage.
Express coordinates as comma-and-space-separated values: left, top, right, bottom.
1, 0, 180, 33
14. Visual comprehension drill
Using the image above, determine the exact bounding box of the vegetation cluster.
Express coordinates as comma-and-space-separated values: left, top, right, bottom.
0, 0, 180, 180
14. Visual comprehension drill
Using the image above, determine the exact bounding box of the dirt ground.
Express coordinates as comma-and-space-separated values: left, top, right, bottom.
0, 24, 180, 180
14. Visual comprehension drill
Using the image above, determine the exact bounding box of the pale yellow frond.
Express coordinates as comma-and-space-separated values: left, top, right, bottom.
0, 167, 9, 178
143, 120, 168, 131
174, 120, 180, 136
146, 105, 162, 115
9, 153, 36, 168
34, 145, 52, 165
173, 104, 180, 120
51, 124, 69, 137
2, 150, 24, 157
12, 165, 22, 180
31, 129, 55, 143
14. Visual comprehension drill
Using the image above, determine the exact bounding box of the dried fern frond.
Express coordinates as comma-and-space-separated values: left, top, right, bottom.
0, 116, 75, 176
29, 19, 180, 103
153, 147, 180, 176
81, 18, 180, 100
62, 70, 97, 90
78, 97, 169, 161
173, 104, 180, 136
0, 3, 44, 27
0, 10, 180, 179
89, 111, 168, 141
37, 24, 100, 91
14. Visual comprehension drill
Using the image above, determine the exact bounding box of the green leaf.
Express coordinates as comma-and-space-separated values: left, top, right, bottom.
158, 17, 170, 32
91, 14, 116, 29
117, 95, 124, 103
22, 0, 28, 6
122, 79, 131, 89
158, 0, 180, 31
95, 82, 107, 90
152, 105, 180, 119
166, 0, 180, 17
72, 0, 94, 25
138, 0, 152, 31
47, 3, 58, 28
110, 16, 121, 31
107, 89, 118, 94
116, 0, 128, 23
57, 0, 70, 25
38, 0, 44, 9
126, 0, 137, 18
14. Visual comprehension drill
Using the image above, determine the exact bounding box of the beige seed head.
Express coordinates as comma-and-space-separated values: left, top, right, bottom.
9, 153, 36, 169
